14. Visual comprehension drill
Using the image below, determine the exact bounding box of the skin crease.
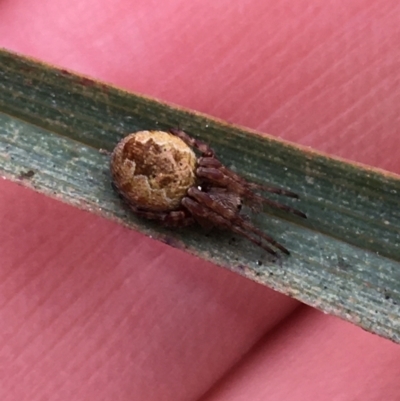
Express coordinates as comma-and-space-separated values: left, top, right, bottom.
1, 1, 400, 401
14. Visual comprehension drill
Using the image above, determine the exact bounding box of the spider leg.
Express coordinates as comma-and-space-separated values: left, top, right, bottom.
198, 157, 299, 198
182, 197, 278, 256
186, 187, 290, 255
257, 197, 306, 218
169, 130, 300, 198
130, 204, 195, 228
169, 128, 214, 157
196, 166, 306, 218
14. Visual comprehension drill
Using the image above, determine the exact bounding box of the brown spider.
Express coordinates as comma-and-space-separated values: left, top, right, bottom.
110, 128, 306, 256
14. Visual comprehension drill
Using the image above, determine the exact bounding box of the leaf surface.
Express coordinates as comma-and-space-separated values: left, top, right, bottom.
1, 48, 399, 342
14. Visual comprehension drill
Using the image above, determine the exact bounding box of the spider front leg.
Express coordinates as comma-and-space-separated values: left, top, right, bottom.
182, 196, 279, 256
195, 160, 306, 218
186, 187, 290, 255
198, 157, 300, 198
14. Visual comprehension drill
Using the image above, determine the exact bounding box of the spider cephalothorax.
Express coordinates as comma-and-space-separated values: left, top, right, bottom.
110, 129, 305, 255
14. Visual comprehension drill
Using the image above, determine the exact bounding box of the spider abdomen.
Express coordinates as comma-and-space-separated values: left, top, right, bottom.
111, 130, 197, 211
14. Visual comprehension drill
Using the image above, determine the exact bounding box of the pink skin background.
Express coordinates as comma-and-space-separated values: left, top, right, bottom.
0, 1, 400, 400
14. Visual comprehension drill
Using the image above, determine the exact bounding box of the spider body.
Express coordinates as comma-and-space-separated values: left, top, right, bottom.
110, 129, 305, 256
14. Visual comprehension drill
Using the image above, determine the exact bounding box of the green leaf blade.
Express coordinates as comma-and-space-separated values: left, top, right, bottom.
1, 48, 400, 343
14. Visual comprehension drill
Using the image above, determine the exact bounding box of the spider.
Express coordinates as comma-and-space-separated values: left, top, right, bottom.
110, 128, 306, 256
